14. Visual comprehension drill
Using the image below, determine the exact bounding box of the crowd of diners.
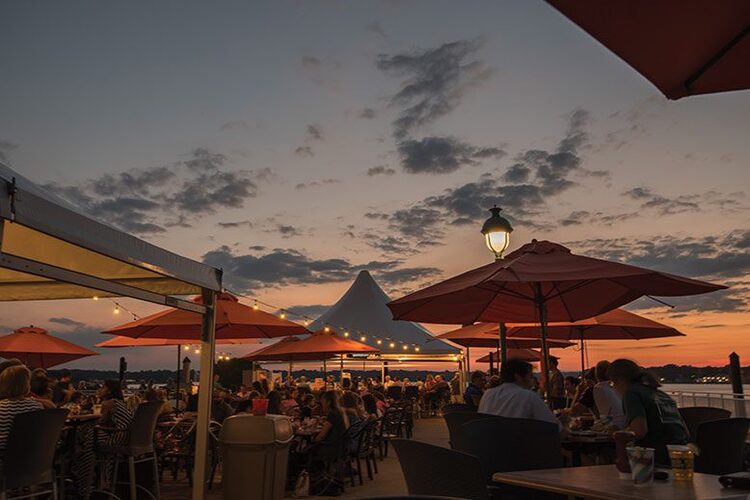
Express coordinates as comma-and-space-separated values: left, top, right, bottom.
466, 357, 688, 466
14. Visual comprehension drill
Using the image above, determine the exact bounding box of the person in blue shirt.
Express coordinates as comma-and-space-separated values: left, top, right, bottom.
463, 370, 486, 410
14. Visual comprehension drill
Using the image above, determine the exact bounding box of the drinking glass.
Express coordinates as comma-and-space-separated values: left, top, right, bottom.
626, 446, 654, 486
667, 445, 695, 481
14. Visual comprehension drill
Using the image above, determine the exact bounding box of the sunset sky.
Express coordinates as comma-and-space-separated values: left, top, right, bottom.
1, 1, 748, 373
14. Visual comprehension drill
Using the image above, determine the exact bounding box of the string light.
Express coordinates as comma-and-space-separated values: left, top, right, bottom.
183, 345, 190, 351
360, 336, 366, 342
415, 347, 420, 352
194, 348, 201, 354
377, 340, 382, 345
389, 342, 395, 348
402, 344, 408, 350
343, 332, 349, 337
113, 306, 120, 315
92, 296, 99, 301
324, 325, 331, 332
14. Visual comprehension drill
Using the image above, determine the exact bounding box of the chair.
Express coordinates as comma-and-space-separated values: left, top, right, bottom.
392, 439, 489, 500
1, 408, 69, 500
442, 403, 475, 414
376, 409, 405, 460
348, 420, 379, 486
96, 401, 162, 500
462, 415, 562, 482
679, 406, 731, 441
443, 412, 492, 452
694, 418, 750, 475
386, 386, 403, 401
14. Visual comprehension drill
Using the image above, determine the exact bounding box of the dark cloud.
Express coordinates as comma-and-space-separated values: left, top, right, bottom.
294, 124, 326, 157
365, 21, 387, 39
397, 136, 506, 174
502, 164, 530, 183
377, 39, 494, 139
0, 140, 19, 163
202, 245, 433, 292
294, 145, 314, 158
559, 210, 639, 227
388, 207, 444, 240
295, 179, 340, 190
44, 148, 264, 234
366, 166, 396, 177
358, 108, 376, 120
284, 304, 331, 320
277, 224, 302, 238
218, 220, 253, 229
306, 124, 324, 141
623, 187, 700, 215
49, 317, 86, 328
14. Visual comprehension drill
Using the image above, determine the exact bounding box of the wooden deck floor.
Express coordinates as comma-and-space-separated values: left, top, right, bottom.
160, 416, 450, 499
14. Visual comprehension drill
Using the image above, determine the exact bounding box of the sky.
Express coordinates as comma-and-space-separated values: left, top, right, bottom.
0, 0, 748, 373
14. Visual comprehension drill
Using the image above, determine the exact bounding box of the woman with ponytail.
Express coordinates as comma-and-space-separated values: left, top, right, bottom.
607, 359, 687, 465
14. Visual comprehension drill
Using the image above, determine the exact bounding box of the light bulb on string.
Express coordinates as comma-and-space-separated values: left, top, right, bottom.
389, 342, 395, 348
92, 296, 99, 301
113, 305, 120, 315
402, 344, 408, 350
183, 345, 190, 351
253, 302, 259, 311
415, 347, 420, 352
343, 331, 349, 337
360, 336, 366, 342
377, 340, 382, 345
324, 326, 331, 332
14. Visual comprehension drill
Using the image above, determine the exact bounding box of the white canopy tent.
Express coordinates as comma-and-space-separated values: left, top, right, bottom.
0, 162, 221, 498
310, 270, 460, 364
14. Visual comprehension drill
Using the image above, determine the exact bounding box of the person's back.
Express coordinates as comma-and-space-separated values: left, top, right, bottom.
0, 366, 44, 453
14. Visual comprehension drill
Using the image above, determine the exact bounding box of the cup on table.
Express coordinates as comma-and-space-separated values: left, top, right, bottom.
626, 446, 655, 486
614, 431, 636, 476
667, 444, 695, 481
93, 404, 102, 416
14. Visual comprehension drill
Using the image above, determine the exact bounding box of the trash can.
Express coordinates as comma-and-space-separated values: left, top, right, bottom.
219, 414, 294, 500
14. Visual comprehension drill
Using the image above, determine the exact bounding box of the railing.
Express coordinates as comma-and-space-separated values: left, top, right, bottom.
665, 390, 749, 417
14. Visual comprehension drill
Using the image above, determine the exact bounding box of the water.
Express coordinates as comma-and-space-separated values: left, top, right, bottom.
661, 383, 737, 394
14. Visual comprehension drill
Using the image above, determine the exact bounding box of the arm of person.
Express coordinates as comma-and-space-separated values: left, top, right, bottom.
531, 393, 564, 431
622, 391, 648, 440
98, 399, 114, 425
314, 421, 333, 443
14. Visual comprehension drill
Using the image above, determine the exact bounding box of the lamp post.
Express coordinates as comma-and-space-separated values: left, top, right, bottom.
481, 205, 513, 366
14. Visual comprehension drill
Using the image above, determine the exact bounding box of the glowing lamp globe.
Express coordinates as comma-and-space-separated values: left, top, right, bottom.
481, 205, 513, 259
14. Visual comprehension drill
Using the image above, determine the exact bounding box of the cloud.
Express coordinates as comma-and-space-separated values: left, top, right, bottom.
397, 136, 506, 174
284, 304, 331, 320
44, 148, 265, 234
358, 108, 376, 120
294, 124, 326, 157
558, 210, 638, 227
377, 38, 494, 139
219, 120, 252, 132
295, 179, 340, 190
49, 317, 86, 328
623, 187, 700, 215
201, 246, 437, 292
300, 55, 341, 86
294, 145, 314, 158
366, 166, 396, 177
306, 124, 324, 141
276, 224, 302, 238
217, 220, 254, 229
0, 139, 18, 163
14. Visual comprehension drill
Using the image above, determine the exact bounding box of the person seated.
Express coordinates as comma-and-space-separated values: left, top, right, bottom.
125, 394, 142, 413
63, 391, 85, 411
97, 380, 135, 446
29, 370, 56, 409
312, 390, 350, 461
341, 391, 367, 426
267, 390, 283, 415
280, 389, 298, 416
298, 393, 316, 419
0, 365, 44, 453
361, 393, 379, 418
607, 359, 687, 465
212, 389, 235, 422
563, 376, 580, 408
569, 368, 596, 416
464, 371, 486, 411
591, 360, 626, 429
478, 358, 563, 431
52, 369, 73, 406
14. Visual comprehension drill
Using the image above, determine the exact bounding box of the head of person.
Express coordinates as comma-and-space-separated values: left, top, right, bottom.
30, 372, 51, 398
267, 390, 282, 414
385, 375, 391, 383
98, 379, 124, 401
500, 358, 535, 389
69, 391, 84, 404
488, 375, 501, 388
320, 390, 342, 415
595, 360, 611, 382
470, 370, 486, 388
186, 393, 199, 412
435, 375, 444, 382
342, 378, 351, 390
549, 357, 559, 369
584, 368, 597, 384
564, 376, 579, 393
0, 359, 22, 378
0, 365, 32, 399
607, 358, 660, 395
235, 399, 252, 413
341, 391, 361, 412
361, 393, 377, 415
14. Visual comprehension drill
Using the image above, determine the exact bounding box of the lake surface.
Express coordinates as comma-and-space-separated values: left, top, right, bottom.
661, 383, 740, 394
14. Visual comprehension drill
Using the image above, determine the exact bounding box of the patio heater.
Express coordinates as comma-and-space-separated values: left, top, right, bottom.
481, 205, 513, 365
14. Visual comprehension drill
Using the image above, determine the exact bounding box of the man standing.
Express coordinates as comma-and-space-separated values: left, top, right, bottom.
463, 371, 486, 411
478, 359, 562, 430
52, 369, 73, 406
547, 357, 566, 410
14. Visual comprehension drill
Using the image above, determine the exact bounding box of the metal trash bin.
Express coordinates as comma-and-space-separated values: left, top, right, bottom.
219, 414, 294, 500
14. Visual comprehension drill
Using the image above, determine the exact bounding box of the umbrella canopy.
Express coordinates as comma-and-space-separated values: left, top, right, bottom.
103, 292, 310, 340
546, 0, 750, 99
506, 308, 685, 341
477, 349, 541, 363
388, 240, 725, 325
256, 329, 380, 361
435, 323, 574, 349
242, 337, 309, 361
0, 326, 97, 369
96, 336, 255, 348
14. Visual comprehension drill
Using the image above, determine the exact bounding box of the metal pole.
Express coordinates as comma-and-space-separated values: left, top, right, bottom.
730, 352, 746, 417
466, 346, 471, 374
580, 328, 586, 377
192, 289, 217, 499
536, 284, 551, 402
340, 354, 344, 382
175, 345, 181, 412
289, 360, 293, 384
499, 322, 508, 365
489, 350, 494, 375
323, 359, 327, 390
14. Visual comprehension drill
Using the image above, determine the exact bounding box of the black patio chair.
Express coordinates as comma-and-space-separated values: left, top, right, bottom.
375, 409, 405, 460
386, 386, 403, 401
462, 415, 562, 481
442, 403, 474, 414
1, 408, 69, 500
392, 439, 489, 500
694, 417, 750, 475
443, 412, 493, 452
679, 406, 731, 441
95, 401, 162, 500
348, 419, 379, 485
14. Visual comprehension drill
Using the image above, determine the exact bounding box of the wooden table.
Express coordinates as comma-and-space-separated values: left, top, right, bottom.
563, 431, 615, 466
492, 465, 747, 500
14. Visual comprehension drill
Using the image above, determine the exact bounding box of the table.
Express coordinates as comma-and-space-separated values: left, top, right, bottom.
492, 465, 747, 500
563, 431, 615, 466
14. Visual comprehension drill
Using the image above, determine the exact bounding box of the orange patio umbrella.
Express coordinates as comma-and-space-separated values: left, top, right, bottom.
0, 326, 97, 369
102, 292, 310, 340
261, 329, 380, 386
506, 308, 686, 374
95, 336, 254, 348
477, 349, 541, 364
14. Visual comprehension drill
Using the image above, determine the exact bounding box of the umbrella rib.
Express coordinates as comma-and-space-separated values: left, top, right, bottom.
551, 281, 575, 322
684, 23, 750, 94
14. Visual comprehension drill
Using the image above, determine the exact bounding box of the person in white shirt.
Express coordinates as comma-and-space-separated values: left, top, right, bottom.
592, 360, 626, 429
478, 358, 563, 431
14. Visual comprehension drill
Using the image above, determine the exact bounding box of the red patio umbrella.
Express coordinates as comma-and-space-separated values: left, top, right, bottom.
506, 308, 686, 374
95, 336, 254, 348
102, 292, 310, 340
0, 326, 97, 369
388, 239, 724, 396
546, 0, 750, 99
477, 349, 541, 364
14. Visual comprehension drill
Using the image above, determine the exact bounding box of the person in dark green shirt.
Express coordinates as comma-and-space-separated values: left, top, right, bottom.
608, 359, 688, 465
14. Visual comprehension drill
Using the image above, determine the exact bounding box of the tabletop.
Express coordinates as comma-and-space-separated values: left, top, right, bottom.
492, 465, 748, 500
65, 413, 100, 423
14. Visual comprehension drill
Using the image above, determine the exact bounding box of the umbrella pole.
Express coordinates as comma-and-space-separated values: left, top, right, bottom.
489, 351, 494, 375
323, 359, 327, 390
536, 284, 551, 403
579, 328, 585, 377
192, 289, 217, 500
499, 322, 508, 365
340, 354, 344, 382
289, 360, 293, 384
176, 345, 181, 412
466, 346, 471, 374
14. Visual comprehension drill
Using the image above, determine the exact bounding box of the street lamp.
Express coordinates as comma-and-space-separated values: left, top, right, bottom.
481, 205, 513, 260
481, 205, 513, 368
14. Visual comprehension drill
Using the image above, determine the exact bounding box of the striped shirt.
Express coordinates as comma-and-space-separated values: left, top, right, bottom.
0, 398, 44, 452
